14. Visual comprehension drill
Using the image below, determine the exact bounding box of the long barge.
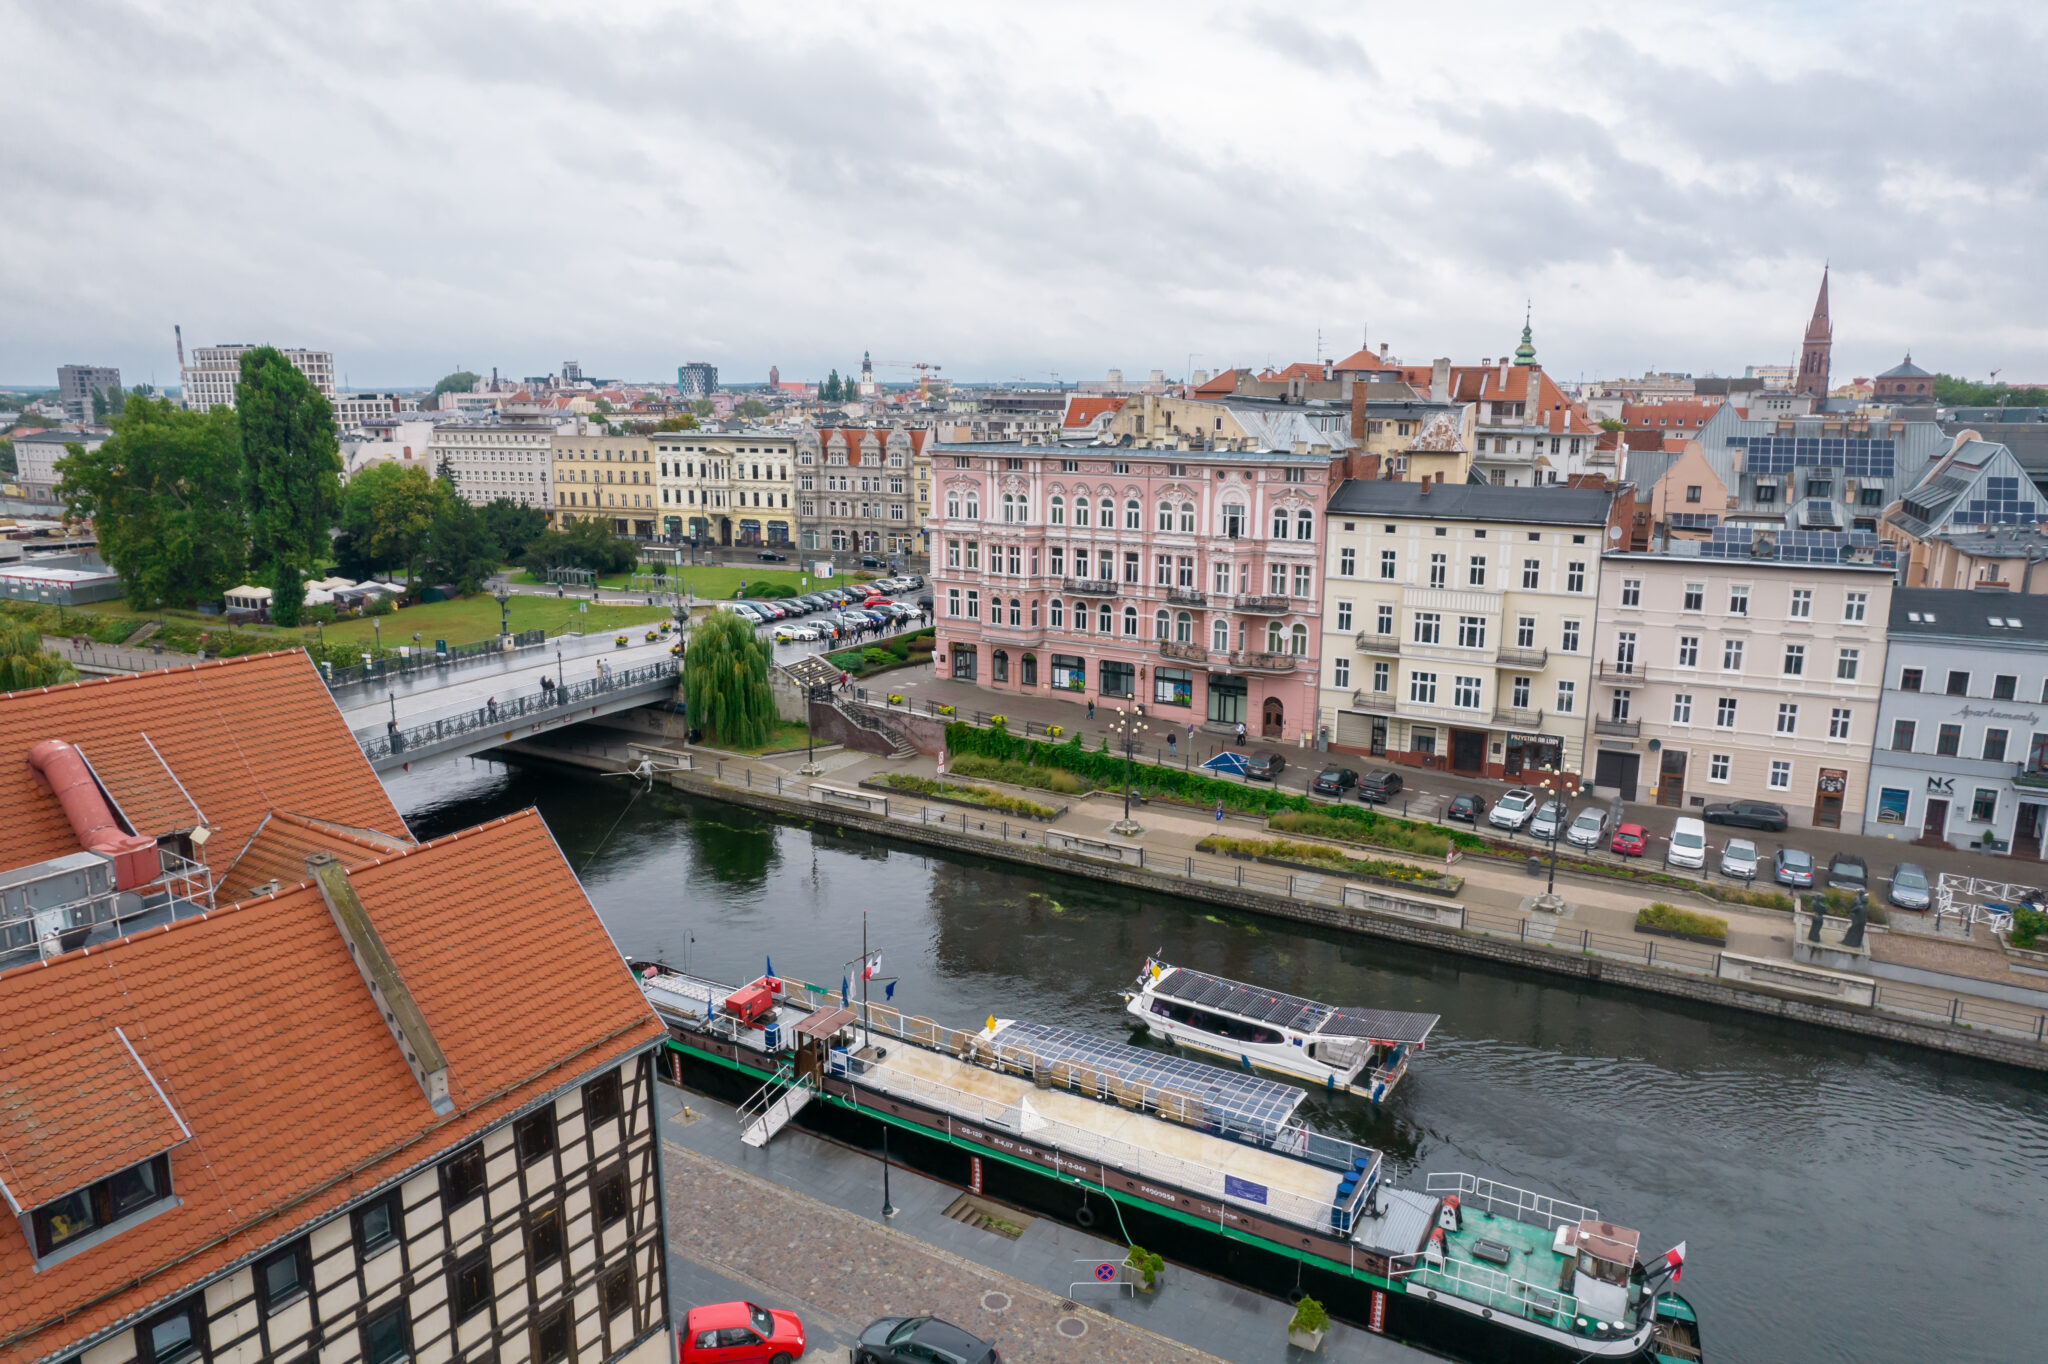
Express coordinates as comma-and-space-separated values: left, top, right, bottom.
635, 961, 1705, 1364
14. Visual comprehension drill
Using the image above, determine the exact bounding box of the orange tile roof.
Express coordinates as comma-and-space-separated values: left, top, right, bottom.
1192, 369, 1243, 396
0, 1026, 189, 1210
0, 652, 407, 884
1329, 348, 1388, 372
217, 811, 413, 903
0, 810, 665, 1364
1620, 400, 1723, 430
1062, 396, 1126, 429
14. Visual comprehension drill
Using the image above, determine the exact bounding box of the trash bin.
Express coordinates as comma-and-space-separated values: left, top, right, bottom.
1526, 855, 1542, 876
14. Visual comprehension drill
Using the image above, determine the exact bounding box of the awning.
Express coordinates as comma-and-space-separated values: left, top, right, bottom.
794, 1007, 857, 1040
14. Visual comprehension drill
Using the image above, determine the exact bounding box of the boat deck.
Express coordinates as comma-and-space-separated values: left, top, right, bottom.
858, 1038, 1348, 1216
1447, 1206, 1571, 1295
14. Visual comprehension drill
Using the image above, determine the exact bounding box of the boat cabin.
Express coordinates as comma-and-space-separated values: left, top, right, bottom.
1559, 1219, 1641, 1323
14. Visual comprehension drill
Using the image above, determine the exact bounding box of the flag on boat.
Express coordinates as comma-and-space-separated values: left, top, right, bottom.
765, 955, 775, 979
1661, 1242, 1687, 1281
884, 980, 895, 1000
841, 974, 850, 1005
704, 993, 715, 1022
863, 952, 883, 981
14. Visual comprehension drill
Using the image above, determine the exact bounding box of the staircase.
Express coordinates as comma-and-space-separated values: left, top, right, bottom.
737, 1063, 819, 1148
834, 698, 919, 761
122, 621, 161, 647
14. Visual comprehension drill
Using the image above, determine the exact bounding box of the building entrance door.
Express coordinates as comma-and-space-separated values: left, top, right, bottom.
1262, 697, 1285, 739
1594, 749, 1641, 802
1370, 716, 1387, 757
1656, 750, 1687, 807
2016, 802, 2047, 860
1451, 728, 1487, 775
1922, 798, 1949, 842
1813, 769, 1847, 829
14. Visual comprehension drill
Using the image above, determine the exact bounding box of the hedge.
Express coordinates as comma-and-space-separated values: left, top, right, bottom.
947, 754, 1092, 794
1197, 835, 1448, 887
875, 772, 1059, 818
1635, 902, 1729, 942
944, 720, 1482, 851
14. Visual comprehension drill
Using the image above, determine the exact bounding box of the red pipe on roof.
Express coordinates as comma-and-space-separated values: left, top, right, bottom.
26, 739, 161, 890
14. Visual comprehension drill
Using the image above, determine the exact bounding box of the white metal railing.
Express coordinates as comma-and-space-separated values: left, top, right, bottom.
736, 1062, 798, 1130
1424, 1172, 1597, 1231
1389, 1250, 1581, 1326
1934, 872, 2038, 934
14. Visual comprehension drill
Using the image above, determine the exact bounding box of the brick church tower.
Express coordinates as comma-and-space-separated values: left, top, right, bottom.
1795, 266, 1832, 399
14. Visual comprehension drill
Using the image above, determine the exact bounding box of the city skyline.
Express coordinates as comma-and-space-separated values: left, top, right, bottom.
6, 2, 2047, 388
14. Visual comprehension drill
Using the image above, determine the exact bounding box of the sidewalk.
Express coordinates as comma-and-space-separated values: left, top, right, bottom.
657, 1081, 1423, 1363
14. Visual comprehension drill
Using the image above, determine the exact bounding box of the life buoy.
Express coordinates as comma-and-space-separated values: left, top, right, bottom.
1075, 1204, 1097, 1228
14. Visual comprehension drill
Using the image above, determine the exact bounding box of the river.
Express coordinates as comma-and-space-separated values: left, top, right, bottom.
390, 756, 2047, 1364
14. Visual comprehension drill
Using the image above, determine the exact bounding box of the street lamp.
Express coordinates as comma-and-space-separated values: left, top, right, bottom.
494, 582, 512, 640
1530, 769, 1576, 912
801, 683, 832, 775
1108, 705, 1148, 837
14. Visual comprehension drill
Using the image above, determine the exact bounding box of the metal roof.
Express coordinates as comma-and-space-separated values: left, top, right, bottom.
1154, 967, 1439, 1046
1327, 480, 1612, 525
990, 1020, 1305, 1135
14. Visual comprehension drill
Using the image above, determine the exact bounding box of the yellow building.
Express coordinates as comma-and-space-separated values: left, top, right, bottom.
552, 427, 658, 535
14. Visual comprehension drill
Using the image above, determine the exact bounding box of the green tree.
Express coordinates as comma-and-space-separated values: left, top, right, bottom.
421, 482, 501, 591
237, 347, 341, 626
479, 497, 549, 560
520, 517, 640, 577
653, 414, 700, 432
594, 396, 613, 415
57, 396, 246, 609
823, 370, 841, 402
0, 437, 14, 478
1932, 373, 2048, 407
432, 370, 482, 397
736, 399, 769, 420
0, 615, 72, 691
690, 398, 714, 419
338, 462, 438, 579
682, 609, 777, 747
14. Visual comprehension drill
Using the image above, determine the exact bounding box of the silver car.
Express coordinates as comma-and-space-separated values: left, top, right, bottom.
1528, 799, 1570, 841
1719, 838, 1760, 880
1565, 806, 1610, 849
1887, 862, 1931, 910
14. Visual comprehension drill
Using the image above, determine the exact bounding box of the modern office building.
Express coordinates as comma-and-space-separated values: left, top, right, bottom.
676, 362, 717, 400
181, 344, 336, 411
428, 421, 554, 508
56, 364, 121, 423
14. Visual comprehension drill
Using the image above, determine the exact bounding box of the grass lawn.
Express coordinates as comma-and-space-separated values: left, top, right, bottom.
320, 595, 670, 649
508, 564, 835, 599
713, 719, 810, 755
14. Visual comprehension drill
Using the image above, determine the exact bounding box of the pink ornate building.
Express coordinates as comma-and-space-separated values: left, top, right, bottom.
927, 443, 1330, 739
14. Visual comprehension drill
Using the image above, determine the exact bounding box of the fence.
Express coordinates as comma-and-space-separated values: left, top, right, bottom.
323, 628, 548, 691
358, 659, 677, 762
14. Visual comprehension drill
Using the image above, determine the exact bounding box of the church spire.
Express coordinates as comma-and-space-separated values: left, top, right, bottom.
1795, 265, 1833, 399
1513, 303, 1537, 366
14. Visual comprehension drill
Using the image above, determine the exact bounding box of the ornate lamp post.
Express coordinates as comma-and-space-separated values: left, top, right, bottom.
1108, 704, 1148, 837
494, 582, 512, 640
1530, 770, 1576, 913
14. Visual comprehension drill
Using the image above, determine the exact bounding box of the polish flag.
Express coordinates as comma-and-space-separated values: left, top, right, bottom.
1660, 1242, 1687, 1282
863, 952, 883, 981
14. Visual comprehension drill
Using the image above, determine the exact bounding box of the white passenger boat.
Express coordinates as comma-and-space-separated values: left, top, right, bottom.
1125, 958, 1438, 1102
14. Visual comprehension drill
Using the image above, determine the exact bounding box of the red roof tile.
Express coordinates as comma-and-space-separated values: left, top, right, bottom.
0, 1026, 189, 1210
1061, 396, 1126, 429
217, 811, 413, 903
0, 811, 664, 1364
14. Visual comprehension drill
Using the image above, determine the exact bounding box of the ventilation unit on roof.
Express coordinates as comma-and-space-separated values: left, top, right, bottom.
1751, 531, 1778, 558
0, 851, 135, 969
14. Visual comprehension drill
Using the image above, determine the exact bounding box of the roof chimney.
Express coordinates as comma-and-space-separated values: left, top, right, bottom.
309, 852, 452, 1114
1419, 477, 1432, 497
1431, 357, 1451, 404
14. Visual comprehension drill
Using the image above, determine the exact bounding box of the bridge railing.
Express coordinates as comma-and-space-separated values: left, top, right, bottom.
323, 629, 548, 692
360, 659, 677, 762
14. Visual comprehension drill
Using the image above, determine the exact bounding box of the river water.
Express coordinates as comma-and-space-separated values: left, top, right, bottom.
391, 757, 2047, 1364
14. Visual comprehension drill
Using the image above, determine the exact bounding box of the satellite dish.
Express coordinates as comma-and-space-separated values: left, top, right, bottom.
1607, 524, 1623, 540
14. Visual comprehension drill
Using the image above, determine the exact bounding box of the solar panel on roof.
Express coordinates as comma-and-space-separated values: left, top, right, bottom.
992, 1020, 1306, 1134
1153, 968, 1439, 1045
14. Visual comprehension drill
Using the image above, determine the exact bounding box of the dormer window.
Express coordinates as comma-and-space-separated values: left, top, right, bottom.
30, 1153, 172, 1256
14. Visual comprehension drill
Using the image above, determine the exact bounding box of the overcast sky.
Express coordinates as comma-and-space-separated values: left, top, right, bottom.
7, 1, 2046, 391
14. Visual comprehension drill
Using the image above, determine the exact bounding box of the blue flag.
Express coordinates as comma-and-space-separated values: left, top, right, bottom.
841, 973, 850, 1005
704, 993, 715, 1021
885, 980, 896, 1001
765, 954, 775, 979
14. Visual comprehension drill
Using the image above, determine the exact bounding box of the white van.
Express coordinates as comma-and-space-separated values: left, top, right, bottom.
1666, 817, 1707, 870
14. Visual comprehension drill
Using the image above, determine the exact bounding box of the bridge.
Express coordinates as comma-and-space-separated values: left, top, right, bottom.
333, 631, 680, 772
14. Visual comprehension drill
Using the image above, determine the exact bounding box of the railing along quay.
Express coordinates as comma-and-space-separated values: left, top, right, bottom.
324, 628, 548, 691
360, 658, 677, 761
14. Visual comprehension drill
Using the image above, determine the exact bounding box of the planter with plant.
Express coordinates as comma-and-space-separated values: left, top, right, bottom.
934, 703, 955, 716
1287, 1297, 1330, 1351
887, 693, 904, 705
1123, 1245, 1164, 1292
1633, 902, 1729, 944
1046, 723, 1063, 738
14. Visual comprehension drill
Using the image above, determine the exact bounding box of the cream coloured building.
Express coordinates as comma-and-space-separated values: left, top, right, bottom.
553, 428, 657, 535
1319, 482, 1614, 782
1590, 530, 1895, 824
651, 430, 798, 547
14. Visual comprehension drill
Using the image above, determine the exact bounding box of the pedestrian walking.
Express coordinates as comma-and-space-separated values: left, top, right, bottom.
1087, 699, 1096, 719
1167, 733, 1177, 757
1235, 720, 1247, 745
487, 696, 498, 720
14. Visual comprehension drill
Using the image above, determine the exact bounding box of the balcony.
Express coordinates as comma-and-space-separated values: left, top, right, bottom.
1596, 660, 1643, 681
1496, 645, 1549, 670
1229, 650, 1300, 672
1232, 594, 1291, 613
1594, 715, 1641, 738
1355, 633, 1402, 655
1166, 587, 1208, 606
2015, 764, 2048, 790
1062, 577, 1119, 596
983, 621, 1045, 648
1492, 706, 1547, 730
1159, 640, 1210, 664
1350, 690, 1396, 713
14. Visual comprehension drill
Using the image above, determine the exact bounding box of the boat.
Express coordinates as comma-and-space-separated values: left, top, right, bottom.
1124, 957, 1438, 1102
634, 960, 1705, 1364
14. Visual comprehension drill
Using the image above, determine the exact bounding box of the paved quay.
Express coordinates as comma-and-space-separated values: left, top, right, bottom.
656, 1082, 1426, 1364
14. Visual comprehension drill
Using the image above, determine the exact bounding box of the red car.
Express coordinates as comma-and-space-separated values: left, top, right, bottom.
1610, 823, 1647, 857
680, 1302, 805, 1364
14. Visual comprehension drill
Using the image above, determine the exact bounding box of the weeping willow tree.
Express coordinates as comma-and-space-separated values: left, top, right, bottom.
682, 610, 778, 747
0, 615, 73, 692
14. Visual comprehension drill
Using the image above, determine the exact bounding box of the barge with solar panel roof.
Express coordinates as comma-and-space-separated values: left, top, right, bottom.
1125, 958, 1437, 1102
633, 959, 1705, 1364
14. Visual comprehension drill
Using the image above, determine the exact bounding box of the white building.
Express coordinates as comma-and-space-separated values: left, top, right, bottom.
181, 344, 337, 411
429, 422, 554, 508
334, 392, 423, 431
10, 429, 105, 500
344, 417, 440, 480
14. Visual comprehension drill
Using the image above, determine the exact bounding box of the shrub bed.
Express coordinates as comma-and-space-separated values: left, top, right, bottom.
2013, 903, 2046, 950
1268, 808, 1451, 859
872, 772, 1061, 819
947, 754, 1092, 794
826, 627, 935, 678
1198, 834, 1461, 894
1634, 902, 1729, 943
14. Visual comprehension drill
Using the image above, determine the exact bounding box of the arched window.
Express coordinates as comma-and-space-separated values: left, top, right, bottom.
1122, 605, 1138, 637
1222, 503, 1245, 537
964, 492, 979, 520
1271, 507, 1290, 539
992, 649, 1008, 682
1125, 498, 1141, 530
1008, 598, 1021, 626
1211, 618, 1229, 652
1050, 599, 1065, 628
1154, 609, 1170, 639
1098, 603, 1113, 634
1050, 495, 1066, 525
1030, 599, 1040, 626
1296, 509, 1313, 541
1176, 611, 1193, 643
1291, 623, 1309, 655
1074, 495, 1091, 527
1001, 493, 1016, 523
1178, 502, 1195, 532
945, 494, 960, 519
1157, 501, 1174, 531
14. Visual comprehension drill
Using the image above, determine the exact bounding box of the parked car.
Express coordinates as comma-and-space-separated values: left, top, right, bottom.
772, 624, 818, 642
1719, 837, 1760, 880
680, 1302, 806, 1364
1357, 770, 1404, 804
1528, 799, 1570, 842
917, 596, 934, 611
1665, 816, 1707, 869
1773, 847, 1816, 888
1312, 765, 1359, 796
1489, 789, 1539, 830
1564, 805, 1610, 849
1887, 861, 1931, 910
860, 555, 890, 569
756, 549, 788, 561
1446, 792, 1487, 824
1825, 852, 1869, 894
1701, 800, 1790, 832
853, 1316, 999, 1364
1610, 823, 1647, 857
1245, 753, 1286, 782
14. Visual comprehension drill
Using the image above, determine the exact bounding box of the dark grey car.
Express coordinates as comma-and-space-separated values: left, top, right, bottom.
854, 1315, 999, 1364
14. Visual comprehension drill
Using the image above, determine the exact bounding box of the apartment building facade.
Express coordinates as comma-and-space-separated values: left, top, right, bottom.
1318, 483, 1612, 781
927, 442, 1329, 738
553, 429, 656, 534
431, 422, 555, 509
181, 344, 336, 411
10, 429, 106, 500
795, 426, 931, 559
650, 430, 799, 546
1862, 588, 2048, 855
56, 364, 121, 423
1590, 530, 1895, 825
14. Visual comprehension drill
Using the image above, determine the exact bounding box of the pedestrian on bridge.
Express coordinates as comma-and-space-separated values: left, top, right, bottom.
487, 696, 498, 720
